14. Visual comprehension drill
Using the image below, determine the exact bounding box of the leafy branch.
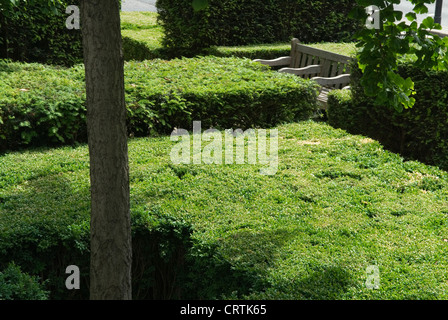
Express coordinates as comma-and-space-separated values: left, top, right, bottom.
350, 0, 448, 112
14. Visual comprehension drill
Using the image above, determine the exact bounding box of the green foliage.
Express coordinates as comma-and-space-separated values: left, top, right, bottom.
0, 57, 319, 151
327, 89, 359, 130
350, 0, 448, 111
327, 60, 448, 171
0, 262, 49, 300
0, 0, 82, 66
121, 12, 357, 61
0, 61, 87, 149
2, 122, 448, 299
156, 0, 360, 56
121, 12, 167, 61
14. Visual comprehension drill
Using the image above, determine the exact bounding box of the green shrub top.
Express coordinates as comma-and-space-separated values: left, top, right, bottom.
2, 121, 448, 299
0, 57, 319, 150
124, 56, 311, 93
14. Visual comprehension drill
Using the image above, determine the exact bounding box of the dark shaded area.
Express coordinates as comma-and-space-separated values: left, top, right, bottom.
156, 0, 361, 57
0, 174, 267, 299
0, 1, 83, 66
327, 60, 448, 172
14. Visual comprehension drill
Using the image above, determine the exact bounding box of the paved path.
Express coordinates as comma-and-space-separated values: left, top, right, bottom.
122, 0, 157, 12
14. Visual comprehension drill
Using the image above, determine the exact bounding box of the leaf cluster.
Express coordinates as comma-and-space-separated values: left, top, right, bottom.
350, 0, 448, 111
0, 57, 319, 151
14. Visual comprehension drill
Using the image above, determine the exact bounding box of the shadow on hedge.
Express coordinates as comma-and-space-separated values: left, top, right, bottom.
0, 173, 267, 300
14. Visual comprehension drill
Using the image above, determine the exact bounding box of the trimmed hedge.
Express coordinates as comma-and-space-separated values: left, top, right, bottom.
121, 12, 167, 61
0, 143, 269, 300
0, 57, 319, 151
3, 122, 448, 299
0, 0, 83, 66
327, 61, 448, 171
122, 33, 292, 61
0, 196, 239, 299
156, 0, 360, 55
0, 262, 49, 300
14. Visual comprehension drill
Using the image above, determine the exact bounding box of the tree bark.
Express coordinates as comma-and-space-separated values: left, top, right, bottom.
80, 0, 132, 300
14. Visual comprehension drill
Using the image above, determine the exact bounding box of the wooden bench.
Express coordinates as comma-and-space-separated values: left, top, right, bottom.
254, 38, 354, 109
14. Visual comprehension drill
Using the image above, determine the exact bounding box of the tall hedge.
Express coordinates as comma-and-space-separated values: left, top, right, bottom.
156, 0, 360, 55
327, 60, 448, 171
0, 0, 83, 66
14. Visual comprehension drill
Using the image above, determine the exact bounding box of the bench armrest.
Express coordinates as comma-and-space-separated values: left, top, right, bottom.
311, 74, 351, 88
253, 56, 291, 67
279, 65, 321, 76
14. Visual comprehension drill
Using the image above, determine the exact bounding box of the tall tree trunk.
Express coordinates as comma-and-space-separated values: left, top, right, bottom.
80, 0, 132, 300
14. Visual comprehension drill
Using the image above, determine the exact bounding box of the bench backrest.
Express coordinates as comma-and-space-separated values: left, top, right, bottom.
289, 38, 353, 79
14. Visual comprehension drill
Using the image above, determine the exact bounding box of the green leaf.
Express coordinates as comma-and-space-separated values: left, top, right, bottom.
421, 16, 435, 29
192, 0, 209, 12
405, 12, 417, 22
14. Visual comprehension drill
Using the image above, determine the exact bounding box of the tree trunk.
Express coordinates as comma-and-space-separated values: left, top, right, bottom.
80, 0, 132, 300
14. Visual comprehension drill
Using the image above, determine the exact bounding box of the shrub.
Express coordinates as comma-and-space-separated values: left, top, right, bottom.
326, 89, 358, 131
0, 57, 319, 151
121, 12, 168, 61
0, 0, 83, 66
0, 195, 259, 299
326, 60, 448, 171
205, 44, 291, 60
2, 122, 448, 299
156, 0, 360, 56
0, 61, 87, 149
0, 262, 49, 300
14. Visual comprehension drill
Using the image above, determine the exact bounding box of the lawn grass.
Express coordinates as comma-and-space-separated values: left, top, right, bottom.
121, 12, 163, 50
1, 121, 448, 299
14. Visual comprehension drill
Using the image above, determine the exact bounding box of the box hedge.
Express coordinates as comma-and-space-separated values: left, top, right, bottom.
156, 0, 360, 56
0, 57, 319, 151
2, 122, 448, 300
327, 61, 448, 171
0, 145, 267, 300
0, 0, 83, 66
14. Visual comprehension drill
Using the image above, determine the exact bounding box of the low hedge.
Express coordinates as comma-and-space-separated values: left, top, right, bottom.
0, 195, 242, 299
0, 140, 271, 300
122, 32, 292, 61
0, 57, 319, 151
120, 12, 356, 61
3, 122, 448, 299
327, 61, 448, 171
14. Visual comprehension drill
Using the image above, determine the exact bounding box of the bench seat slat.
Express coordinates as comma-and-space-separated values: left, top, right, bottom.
311, 74, 351, 88
253, 56, 291, 67
279, 65, 321, 77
